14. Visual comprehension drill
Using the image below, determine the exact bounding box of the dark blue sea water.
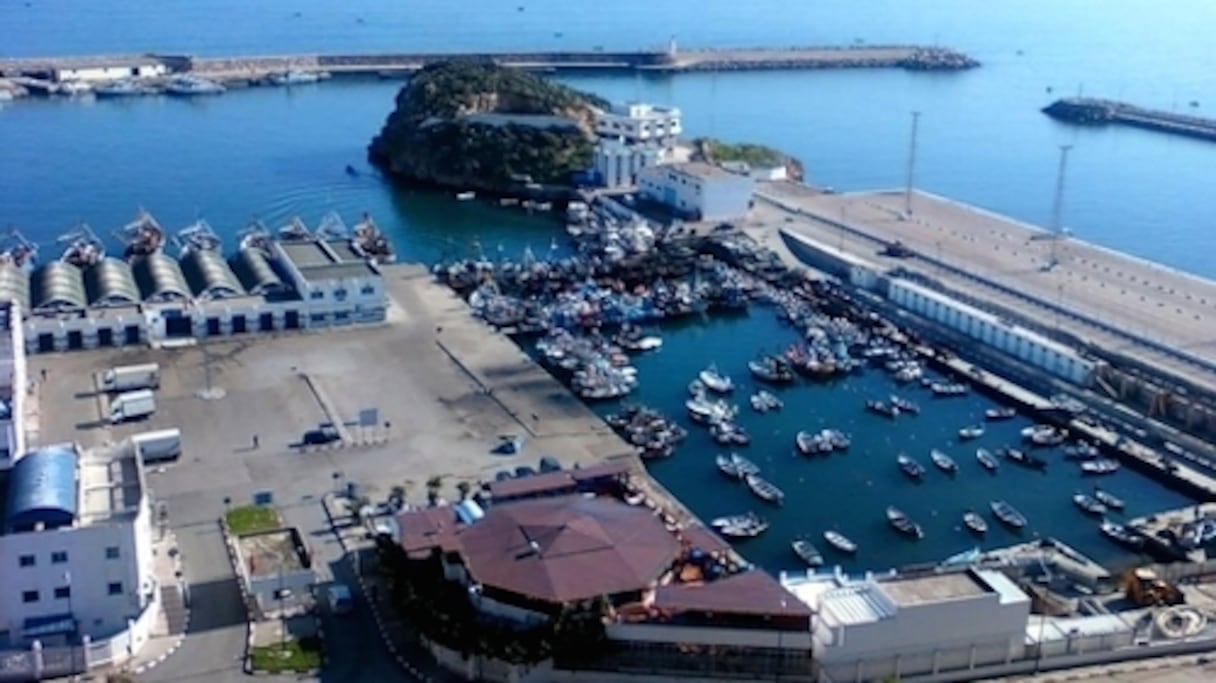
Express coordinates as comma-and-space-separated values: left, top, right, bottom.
1, 1, 1211, 571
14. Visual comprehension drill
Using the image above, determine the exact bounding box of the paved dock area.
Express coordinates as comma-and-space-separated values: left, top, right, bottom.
753, 183, 1216, 395
27, 263, 653, 683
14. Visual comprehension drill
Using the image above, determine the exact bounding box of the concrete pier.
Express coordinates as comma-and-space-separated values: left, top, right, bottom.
751, 182, 1216, 444
1044, 97, 1216, 143
0, 45, 978, 81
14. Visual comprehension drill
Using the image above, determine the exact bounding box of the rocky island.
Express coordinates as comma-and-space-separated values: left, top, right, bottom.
368, 60, 607, 194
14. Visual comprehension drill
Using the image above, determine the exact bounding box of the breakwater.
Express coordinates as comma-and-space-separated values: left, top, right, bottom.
0, 45, 977, 80
1043, 97, 1216, 142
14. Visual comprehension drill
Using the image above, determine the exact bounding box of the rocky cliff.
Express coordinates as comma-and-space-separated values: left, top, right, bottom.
368, 61, 607, 192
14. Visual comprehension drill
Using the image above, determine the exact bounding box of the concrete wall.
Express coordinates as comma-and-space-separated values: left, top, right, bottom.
888, 278, 1097, 386
607, 622, 813, 649
778, 229, 882, 289
638, 166, 755, 221
0, 504, 156, 642
52, 64, 167, 82
1, 303, 26, 467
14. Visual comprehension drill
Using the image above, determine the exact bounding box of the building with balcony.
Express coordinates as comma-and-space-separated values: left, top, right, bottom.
594, 102, 682, 148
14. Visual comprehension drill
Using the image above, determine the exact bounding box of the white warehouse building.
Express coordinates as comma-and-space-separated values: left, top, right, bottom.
0, 442, 158, 655
784, 568, 1031, 683
886, 278, 1100, 386
637, 162, 755, 222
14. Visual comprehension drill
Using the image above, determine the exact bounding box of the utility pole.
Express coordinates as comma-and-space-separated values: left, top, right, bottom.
1048, 144, 1073, 270
903, 111, 921, 218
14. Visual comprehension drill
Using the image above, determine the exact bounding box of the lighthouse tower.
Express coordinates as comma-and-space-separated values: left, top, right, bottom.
667, 36, 678, 58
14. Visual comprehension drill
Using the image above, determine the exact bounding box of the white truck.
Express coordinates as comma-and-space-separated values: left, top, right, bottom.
101, 363, 160, 393
109, 389, 156, 424
132, 428, 182, 464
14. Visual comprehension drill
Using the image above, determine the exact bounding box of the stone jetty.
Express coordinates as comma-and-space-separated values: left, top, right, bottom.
0, 45, 979, 84
1043, 97, 1216, 142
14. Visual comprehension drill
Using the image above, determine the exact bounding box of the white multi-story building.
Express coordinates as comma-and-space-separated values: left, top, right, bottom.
0, 442, 157, 650
273, 240, 387, 327
594, 102, 682, 147
637, 162, 756, 221
783, 567, 1030, 682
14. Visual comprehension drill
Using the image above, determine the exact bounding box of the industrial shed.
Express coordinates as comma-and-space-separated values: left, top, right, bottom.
0, 262, 31, 311
181, 249, 244, 300
230, 248, 289, 296
31, 261, 87, 311
133, 252, 190, 302
84, 257, 141, 306
5, 445, 78, 533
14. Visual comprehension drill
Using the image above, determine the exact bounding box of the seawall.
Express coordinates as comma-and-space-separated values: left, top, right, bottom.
1043, 97, 1216, 142
0, 45, 978, 80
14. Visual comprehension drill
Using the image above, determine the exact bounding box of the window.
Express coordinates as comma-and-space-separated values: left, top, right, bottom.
18, 555, 34, 568
334, 288, 348, 301
360, 285, 374, 295
107, 582, 123, 595
309, 291, 324, 300
105, 546, 120, 560
22, 591, 38, 604
51, 551, 68, 564
54, 586, 71, 600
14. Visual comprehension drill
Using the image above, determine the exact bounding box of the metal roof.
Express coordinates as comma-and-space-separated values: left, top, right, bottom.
230, 248, 288, 295
180, 249, 243, 299
31, 261, 86, 311
5, 445, 78, 533
0, 262, 30, 310
133, 252, 190, 302
84, 257, 140, 306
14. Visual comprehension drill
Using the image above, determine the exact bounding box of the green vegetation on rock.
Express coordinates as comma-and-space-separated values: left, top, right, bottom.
225, 505, 280, 535
695, 137, 805, 181
369, 61, 607, 192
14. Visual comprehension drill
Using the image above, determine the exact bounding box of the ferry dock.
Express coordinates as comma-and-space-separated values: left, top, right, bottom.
1044, 97, 1216, 143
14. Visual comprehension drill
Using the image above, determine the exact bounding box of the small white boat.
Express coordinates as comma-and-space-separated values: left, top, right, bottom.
824, 530, 857, 554
930, 449, 958, 473
976, 448, 999, 471
1081, 458, 1120, 475
1073, 492, 1107, 515
991, 500, 1027, 529
963, 510, 987, 534
268, 69, 322, 85
792, 538, 825, 567
958, 425, 985, 440
455, 191, 476, 201
1100, 519, 1144, 548
1093, 487, 1125, 510
985, 407, 1017, 421
698, 364, 734, 393
745, 474, 784, 505
164, 75, 225, 95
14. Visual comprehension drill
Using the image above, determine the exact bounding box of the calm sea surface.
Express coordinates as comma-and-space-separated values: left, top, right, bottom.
1, 0, 1212, 571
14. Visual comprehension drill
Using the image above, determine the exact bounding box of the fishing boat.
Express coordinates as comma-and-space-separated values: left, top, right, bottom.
897, 453, 925, 479
889, 395, 920, 415
685, 396, 736, 425
351, 213, 395, 264
711, 421, 750, 446
990, 500, 1028, 529
268, 69, 322, 85
745, 474, 784, 505
941, 546, 982, 566
985, 407, 1017, 421
94, 79, 150, 98
716, 453, 759, 479
887, 506, 924, 539
796, 430, 829, 455
1003, 447, 1048, 471
1100, 519, 1144, 549
930, 449, 958, 473
699, 364, 734, 393
749, 390, 783, 413
1022, 424, 1067, 447
958, 425, 985, 440
57, 225, 105, 269
963, 510, 988, 535
688, 379, 706, 396
791, 538, 825, 567
164, 74, 225, 95
115, 209, 166, 259
716, 512, 770, 539
823, 530, 857, 554
455, 191, 476, 201
1073, 492, 1107, 515
976, 448, 999, 472
866, 399, 900, 419
1081, 458, 1120, 475
931, 382, 969, 397
1093, 487, 1125, 510
748, 355, 795, 383
1064, 441, 1101, 460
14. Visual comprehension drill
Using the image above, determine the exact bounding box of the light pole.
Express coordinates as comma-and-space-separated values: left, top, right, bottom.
903, 111, 922, 218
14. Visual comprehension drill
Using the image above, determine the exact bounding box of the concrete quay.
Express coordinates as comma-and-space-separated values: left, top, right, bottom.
753, 183, 1216, 443
1044, 97, 1216, 143
0, 45, 977, 81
